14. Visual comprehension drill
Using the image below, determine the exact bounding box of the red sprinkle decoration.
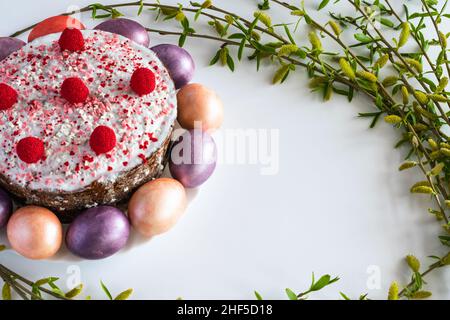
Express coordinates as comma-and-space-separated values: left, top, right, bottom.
89, 125, 117, 155
130, 68, 156, 96
17, 137, 45, 164
59, 28, 85, 52
61, 77, 89, 104
0, 83, 18, 111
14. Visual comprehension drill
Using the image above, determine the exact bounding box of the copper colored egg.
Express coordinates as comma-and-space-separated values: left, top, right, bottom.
128, 178, 187, 238
177, 83, 224, 131
7, 206, 62, 260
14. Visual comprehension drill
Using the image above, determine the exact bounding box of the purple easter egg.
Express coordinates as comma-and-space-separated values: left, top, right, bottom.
151, 44, 195, 89
94, 18, 150, 47
0, 188, 12, 229
0, 38, 26, 62
66, 206, 130, 260
169, 129, 217, 188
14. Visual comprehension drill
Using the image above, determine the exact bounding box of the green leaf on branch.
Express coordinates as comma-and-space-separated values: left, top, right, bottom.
101, 281, 113, 300
115, 289, 133, 300
254, 291, 263, 300
318, 0, 331, 11
285, 288, 298, 300
354, 33, 372, 43
258, 0, 270, 10
65, 284, 84, 299
137, 0, 144, 16
210, 49, 221, 66
227, 53, 235, 72
2, 283, 11, 300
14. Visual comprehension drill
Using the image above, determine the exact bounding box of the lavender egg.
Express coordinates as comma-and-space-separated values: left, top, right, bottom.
66, 206, 130, 260
0, 188, 12, 229
170, 129, 217, 188
151, 44, 195, 89
94, 18, 150, 47
0, 38, 25, 62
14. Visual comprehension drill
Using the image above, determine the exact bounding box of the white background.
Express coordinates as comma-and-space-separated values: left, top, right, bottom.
0, 0, 449, 300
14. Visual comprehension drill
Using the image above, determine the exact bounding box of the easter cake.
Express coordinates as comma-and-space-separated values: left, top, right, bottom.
0, 28, 177, 220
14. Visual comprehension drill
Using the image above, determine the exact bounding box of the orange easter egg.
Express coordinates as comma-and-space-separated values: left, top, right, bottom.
128, 178, 187, 238
28, 15, 85, 42
7, 206, 62, 260
177, 83, 224, 131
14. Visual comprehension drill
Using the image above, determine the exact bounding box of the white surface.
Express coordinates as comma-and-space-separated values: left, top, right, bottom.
0, 0, 449, 300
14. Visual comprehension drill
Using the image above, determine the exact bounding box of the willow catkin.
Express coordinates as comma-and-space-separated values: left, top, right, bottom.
388, 282, 399, 300
430, 150, 441, 160
251, 31, 261, 41
398, 22, 410, 48
398, 161, 417, 171
278, 44, 299, 57
225, 14, 234, 24
213, 20, 225, 36
413, 102, 436, 120
356, 70, 377, 83
254, 11, 272, 29
413, 123, 427, 131
401, 86, 409, 104
411, 181, 431, 189
175, 11, 186, 21
429, 94, 448, 102
273, 65, 290, 84
411, 186, 434, 194
428, 138, 439, 151
414, 90, 429, 104
309, 76, 327, 88
339, 58, 355, 80
201, 0, 212, 8
219, 47, 228, 66
384, 115, 402, 124
382, 76, 398, 87
439, 31, 448, 48
430, 162, 445, 176
309, 31, 322, 51
324, 84, 333, 101
329, 20, 342, 36
406, 255, 421, 272
436, 77, 448, 93
411, 291, 432, 299
404, 58, 423, 73
440, 148, 450, 157
374, 54, 389, 69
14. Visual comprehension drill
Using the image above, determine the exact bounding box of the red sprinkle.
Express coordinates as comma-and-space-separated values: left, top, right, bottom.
130, 68, 156, 96
89, 125, 117, 155
16, 137, 45, 164
138, 153, 147, 164
61, 77, 89, 104
59, 28, 85, 52
0, 83, 18, 111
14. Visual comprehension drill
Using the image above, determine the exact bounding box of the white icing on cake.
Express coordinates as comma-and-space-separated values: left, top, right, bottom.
0, 30, 177, 192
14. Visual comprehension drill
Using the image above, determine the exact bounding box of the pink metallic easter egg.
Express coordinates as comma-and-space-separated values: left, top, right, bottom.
177, 83, 224, 131
128, 178, 187, 238
7, 206, 62, 260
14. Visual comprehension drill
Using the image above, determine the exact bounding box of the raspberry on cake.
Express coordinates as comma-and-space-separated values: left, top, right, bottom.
0, 29, 177, 221
58, 28, 85, 52
90, 125, 117, 155
61, 77, 90, 103
0, 83, 18, 110
131, 67, 156, 96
